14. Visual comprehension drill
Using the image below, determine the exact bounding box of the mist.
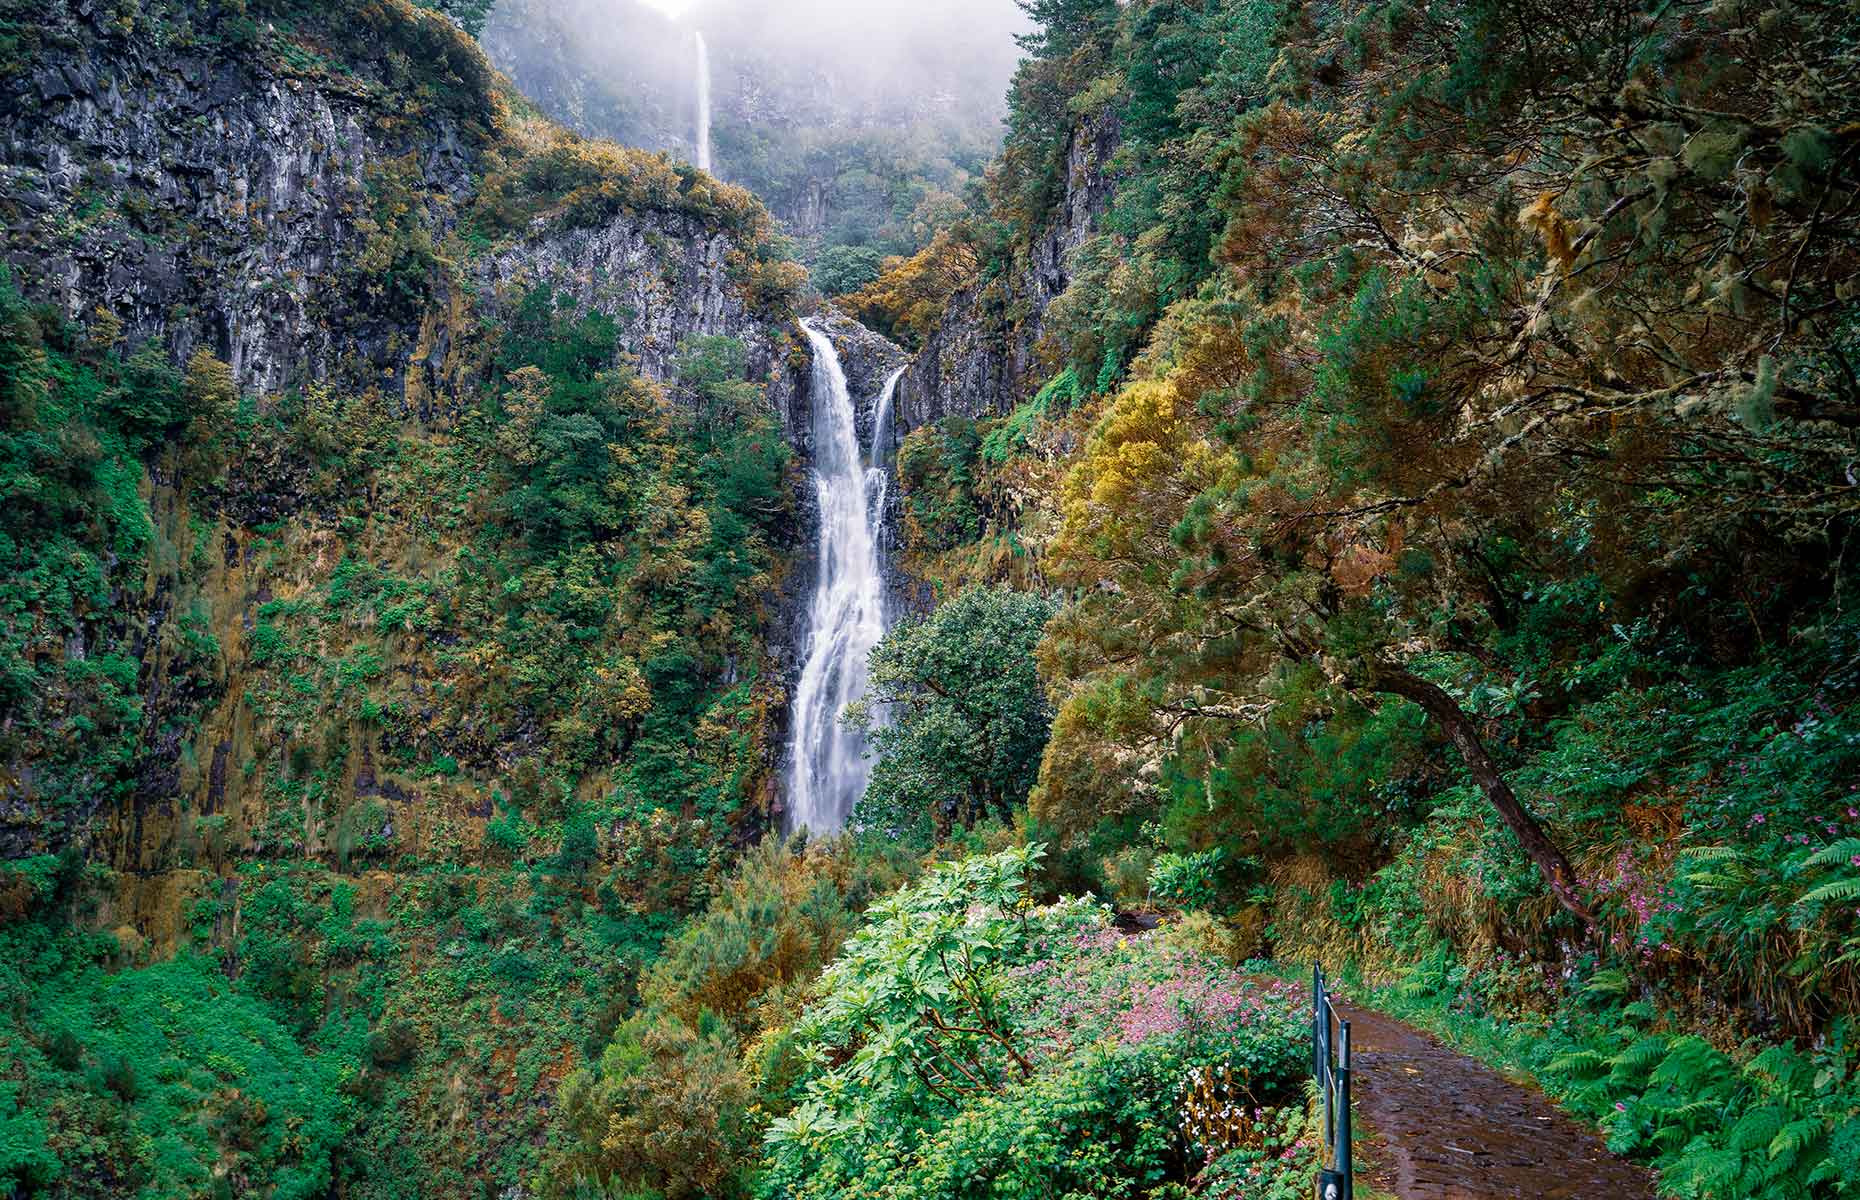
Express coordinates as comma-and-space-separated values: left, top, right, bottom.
686, 0, 1031, 105
484, 0, 1031, 149
484, 0, 1032, 260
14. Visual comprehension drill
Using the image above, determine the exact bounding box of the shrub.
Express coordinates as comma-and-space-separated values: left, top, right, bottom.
1148, 848, 1222, 911
758, 845, 1316, 1200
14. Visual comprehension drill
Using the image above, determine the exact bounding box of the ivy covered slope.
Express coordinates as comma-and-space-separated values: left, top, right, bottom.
0, 0, 813, 1194
865, 0, 1860, 1195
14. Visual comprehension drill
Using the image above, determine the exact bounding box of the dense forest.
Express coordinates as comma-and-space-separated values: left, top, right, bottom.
0, 0, 1856, 1198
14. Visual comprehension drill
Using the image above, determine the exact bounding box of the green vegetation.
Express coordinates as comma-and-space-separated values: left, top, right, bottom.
852, 586, 1058, 839
0, 279, 227, 851
4, 0, 1859, 1197
0, 920, 350, 1198
413, 0, 496, 38
759, 845, 1318, 1200
876, 0, 1860, 1195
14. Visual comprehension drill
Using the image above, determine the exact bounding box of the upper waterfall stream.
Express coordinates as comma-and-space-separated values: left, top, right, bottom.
694, 31, 712, 171
785, 323, 894, 833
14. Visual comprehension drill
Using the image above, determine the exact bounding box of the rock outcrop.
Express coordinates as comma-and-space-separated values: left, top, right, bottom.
0, 6, 481, 397
0, 2, 805, 421
892, 110, 1119, 430
0, 0, 812, 863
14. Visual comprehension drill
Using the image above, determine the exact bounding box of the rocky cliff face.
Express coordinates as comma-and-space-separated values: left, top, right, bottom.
0, 0, 811, 869
473, 209, 803, 418
892, 110, 1120, 430
1, 6, 480, 398
1, 3, 802, 420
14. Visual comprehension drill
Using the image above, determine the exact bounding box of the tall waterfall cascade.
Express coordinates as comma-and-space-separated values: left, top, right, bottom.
785, 326, 897, 833
693, 32, 712, 172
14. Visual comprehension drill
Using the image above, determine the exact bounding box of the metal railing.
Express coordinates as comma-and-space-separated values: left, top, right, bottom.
1312, 964, 1354, 1200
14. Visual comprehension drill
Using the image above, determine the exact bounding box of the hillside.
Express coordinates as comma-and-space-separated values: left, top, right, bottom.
1, 0, 1857, 1198
0, 0, 823, 1191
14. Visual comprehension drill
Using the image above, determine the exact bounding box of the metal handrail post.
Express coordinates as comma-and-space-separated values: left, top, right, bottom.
1338, 1019, 1353, 1200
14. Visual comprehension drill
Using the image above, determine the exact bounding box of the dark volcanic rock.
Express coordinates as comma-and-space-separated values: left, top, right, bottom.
893, 110, 1120, 431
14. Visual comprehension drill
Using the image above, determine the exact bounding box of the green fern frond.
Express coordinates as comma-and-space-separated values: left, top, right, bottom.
1615, 1034, 1673, 1078
1769, 1118, 1823, 1164
1550, 1048, 1609, 1077
1743, 1044, 1805, 1085
1797, 876, 1860, 907
1650, 1036, 1725, 1091
1679, 845, 1742, 864
1804, 838, 1860, 869
1651, 1124, 1691, 1150
1668, 1144, 1745, 1191
1670, 1098, 1724, 1123
1583, 967, 1631, 997
1730, 1106, 1785, 1152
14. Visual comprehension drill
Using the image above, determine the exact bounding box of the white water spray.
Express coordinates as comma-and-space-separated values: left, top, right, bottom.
693, 31, 712, 171
786, 325, 892, 833
867, 368, 905, 561
871, 367, 903, 467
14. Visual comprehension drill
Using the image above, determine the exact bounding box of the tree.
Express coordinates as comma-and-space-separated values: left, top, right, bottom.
677, 335, 762, 449
555, 1011, 754, 1200
809, 244, 885, 298
852, 586, 1058, 838
1026, 0, 1860, 936
415, 0, 495, 39
841, 230, 981, 349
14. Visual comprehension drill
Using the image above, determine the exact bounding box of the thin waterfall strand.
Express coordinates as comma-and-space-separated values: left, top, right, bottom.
786, 324, 890, 833
694, 32, 712, 171
870, 367, 904, 467
867, 368, 905, 561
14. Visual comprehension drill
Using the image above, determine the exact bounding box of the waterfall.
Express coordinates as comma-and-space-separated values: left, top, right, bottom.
694, 32, 712, 172
867, 368, 905, 561
786, 324, 891, 834
871, 367, 904, 467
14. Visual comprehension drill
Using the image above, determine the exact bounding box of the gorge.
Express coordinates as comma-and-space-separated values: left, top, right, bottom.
0, 1, 1855, 1199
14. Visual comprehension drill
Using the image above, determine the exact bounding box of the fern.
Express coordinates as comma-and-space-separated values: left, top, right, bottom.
1728, 1105, 1784, 1152
1767, 1118, 1822, 1166
1615, 1034, 1675, 1080
1668, 1143, 1745, 1192
1650, 1036, 1727, 1095
1743, 1044, 1809, 1090
1583, 967, 1631, 998
1549, 1048, 1609, 1077
1796, 876, 1860, 907
1803, 837, 1860, 869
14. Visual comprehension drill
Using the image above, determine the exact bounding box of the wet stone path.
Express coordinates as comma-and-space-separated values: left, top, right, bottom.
1333, 1002, 1660, 1200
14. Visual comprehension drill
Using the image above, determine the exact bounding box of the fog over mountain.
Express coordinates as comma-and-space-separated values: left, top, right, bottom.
484, 0, 1029, 268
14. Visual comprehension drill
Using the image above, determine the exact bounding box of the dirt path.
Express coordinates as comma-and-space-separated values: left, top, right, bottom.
1333, 1002, 1659, 1200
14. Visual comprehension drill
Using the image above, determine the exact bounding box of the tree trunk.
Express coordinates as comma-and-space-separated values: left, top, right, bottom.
1368, 664, 1595, 927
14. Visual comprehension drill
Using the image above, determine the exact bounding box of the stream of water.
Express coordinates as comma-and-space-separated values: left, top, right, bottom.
785, 325, 893, 833
694, 32, 712, 171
